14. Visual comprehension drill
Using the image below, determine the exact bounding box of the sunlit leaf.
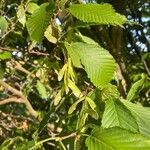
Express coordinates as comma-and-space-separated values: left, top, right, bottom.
44, 25, 57, 44
17, 5, 26, 26
86, 127, 150, 150
102, 99, 139, 132
85, 96, 96, 111
54, 87, 64, 105
65, 42, 82, 68
26, 2, 54, 43
68, 97, 85, 114
123, 100, 150, 137
0, 51, 12, 60
69, 4, 127, 27
67, 42, 116, 87
58, 64, 67, 81
68, 79, 82, 97
26, 2, 39, 14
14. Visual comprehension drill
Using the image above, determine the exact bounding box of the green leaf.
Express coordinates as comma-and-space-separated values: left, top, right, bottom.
0, 51, 12, 60
26, 2, 39, 14
0, 16, 8, 36
85, 96, 96, 111
58, 64, 67, 81
0, 138, 14, 150
54, 87, 64, 106
101, 84, 119, 100
102, 99, 138, 132
86, 127, 150, 150
17, 5, 26, 26
44, 25, 57, 44
67, 42, 116, 87
65, 42, 82, 68
68, 97, 85, 114
123, 100, 150, 137
33, 110, 52, 138
0, 65, 5, 79
36, 80, 48, 99
0, 137, 23, 150
16, 140, 35, 150
68, 79, 82, 97
69, 4, 127, 27
76, 32, 99, 45
26, 2, 54, 43
84, 108, 99, 120
127, 74, 146, 101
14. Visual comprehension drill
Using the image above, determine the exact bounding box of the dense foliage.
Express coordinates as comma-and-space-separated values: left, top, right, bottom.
0, 0, 150, 149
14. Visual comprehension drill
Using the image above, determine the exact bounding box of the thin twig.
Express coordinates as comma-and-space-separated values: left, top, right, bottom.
0, 80, 23, 97
14, 61, 35, 78
29, 132, 76, 150
29, 51, 49, 56
143, 60, 150, 77
0, 46, 18, 52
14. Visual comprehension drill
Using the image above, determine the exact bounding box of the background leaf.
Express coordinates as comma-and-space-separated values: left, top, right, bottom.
0, 51, 12, 60
26, 2, 54, 43
36, 80, 48, 99
0, 16, 8, 36
127, 74, 146, 101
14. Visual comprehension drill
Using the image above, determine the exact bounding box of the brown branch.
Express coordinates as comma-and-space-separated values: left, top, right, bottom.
14, 61, 35, 78
0, 97, 23, 105
0, 80, 23, 97
0, 80, 38, 118
0, 46, 18, 52
61, 132, 76, 140
29, 51, 49, 56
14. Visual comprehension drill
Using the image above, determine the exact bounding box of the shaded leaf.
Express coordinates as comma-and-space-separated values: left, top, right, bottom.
0, 16, 8, 36
16, 140, 35, 150
127, 74, 146, 101
84, 108, 99, 120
